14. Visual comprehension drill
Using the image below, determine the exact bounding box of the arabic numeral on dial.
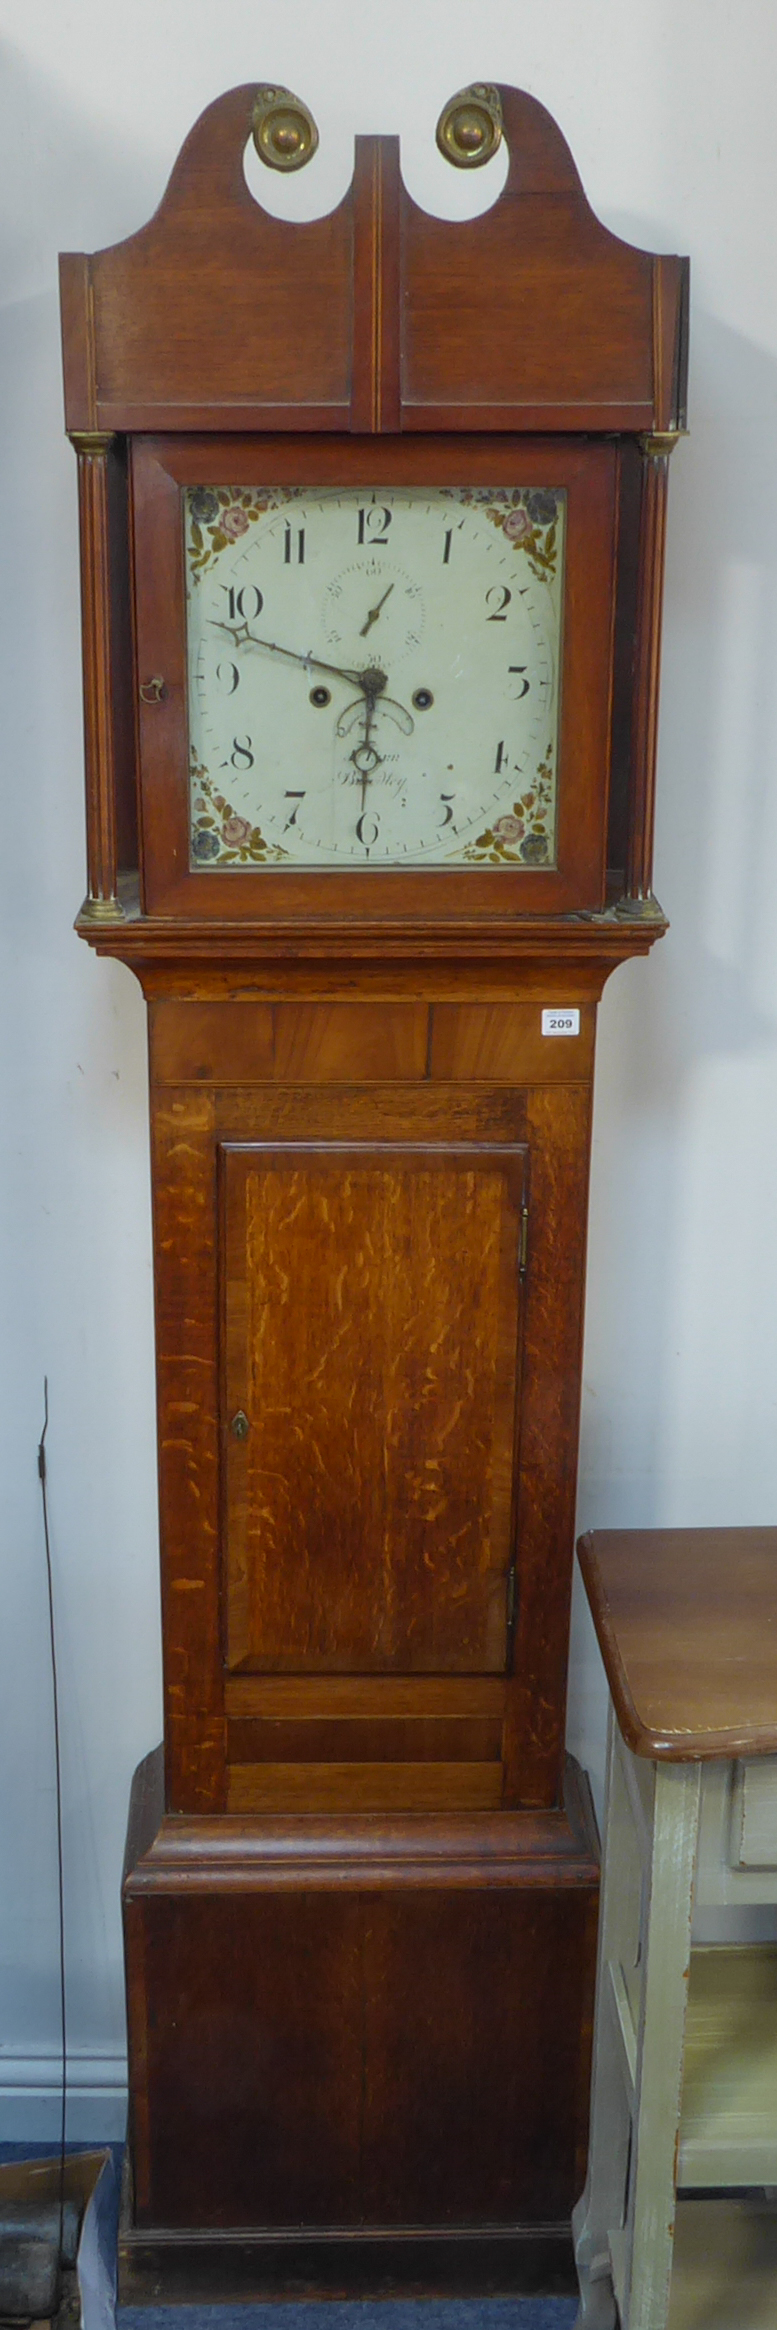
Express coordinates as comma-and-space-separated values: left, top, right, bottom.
230, 735, 254, 769
494, 740, 508, 773
508, 665, 530, 698
442, 529, 453, 564
284, 525, 305, 564
485, 584, 512, 621
221, 584, 263, 621
216, 660, 240, 694
284, 791, 305, 828
357, 505, 392, 545
356, 811, 380, 848
438, 792, 455, 827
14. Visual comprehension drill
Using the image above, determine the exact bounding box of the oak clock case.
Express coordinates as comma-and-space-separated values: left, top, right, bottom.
60, 77, 688, 2296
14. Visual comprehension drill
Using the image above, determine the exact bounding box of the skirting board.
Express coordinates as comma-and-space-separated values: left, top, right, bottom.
0, 2054, 127, 2144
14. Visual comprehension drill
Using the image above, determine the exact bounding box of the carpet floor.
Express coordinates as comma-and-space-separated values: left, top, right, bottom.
117, 2309, 579, 2329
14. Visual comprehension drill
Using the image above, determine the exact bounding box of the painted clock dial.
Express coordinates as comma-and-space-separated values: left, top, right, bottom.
185, 484, 565, 869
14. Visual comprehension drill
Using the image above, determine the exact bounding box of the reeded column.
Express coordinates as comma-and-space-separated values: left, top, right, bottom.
625, 432, 683, 905
71, 430, 124, 921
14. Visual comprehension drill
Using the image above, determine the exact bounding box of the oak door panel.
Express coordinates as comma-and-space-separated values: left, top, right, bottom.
223, 1140, 527, 1673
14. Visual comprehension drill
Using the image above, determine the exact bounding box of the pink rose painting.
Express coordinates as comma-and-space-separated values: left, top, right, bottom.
221, 505, 250, 540
493, 813, 523, 844
222, 815, 252, 845
503, 506, 532, 544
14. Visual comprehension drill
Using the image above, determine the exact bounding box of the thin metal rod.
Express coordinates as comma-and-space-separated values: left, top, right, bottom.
38, 1378, 66, 2292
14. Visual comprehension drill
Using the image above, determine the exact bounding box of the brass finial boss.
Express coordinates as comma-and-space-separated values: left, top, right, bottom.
436, 83, 503, 169
252, 86, 319, 172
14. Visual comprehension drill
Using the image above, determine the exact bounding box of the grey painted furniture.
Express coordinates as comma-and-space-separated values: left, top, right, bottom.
574, 1527, 777, 2330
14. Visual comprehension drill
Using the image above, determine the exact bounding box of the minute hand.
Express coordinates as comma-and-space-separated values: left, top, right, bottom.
212, 620, 384, 696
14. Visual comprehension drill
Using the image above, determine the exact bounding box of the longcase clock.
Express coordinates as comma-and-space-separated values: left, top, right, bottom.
59, 79, 688, 2296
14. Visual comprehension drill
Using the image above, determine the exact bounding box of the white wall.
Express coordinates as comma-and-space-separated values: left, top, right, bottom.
1, 0, 776, 2140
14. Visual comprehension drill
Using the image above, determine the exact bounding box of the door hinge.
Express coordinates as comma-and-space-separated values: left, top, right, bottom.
519, 1203, 529, 1277
506, 1563, 518, 1634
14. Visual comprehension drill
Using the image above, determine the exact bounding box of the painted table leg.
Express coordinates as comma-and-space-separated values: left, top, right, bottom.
573, 1708, 630, 2330
574, 1721, 701, 2330
622, 1755, 700, 2329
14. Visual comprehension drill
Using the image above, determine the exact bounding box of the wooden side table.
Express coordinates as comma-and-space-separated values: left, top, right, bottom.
573, 1528, 777, 2330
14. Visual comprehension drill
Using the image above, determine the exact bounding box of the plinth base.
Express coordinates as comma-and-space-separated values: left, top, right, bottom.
119, 2171, 578, 2305
121, 1747, 597, 2297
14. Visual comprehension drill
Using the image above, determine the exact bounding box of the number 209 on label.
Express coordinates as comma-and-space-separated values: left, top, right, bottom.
541, 1008, 580, 1037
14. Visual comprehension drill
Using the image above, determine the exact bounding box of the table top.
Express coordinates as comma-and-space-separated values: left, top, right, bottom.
577, 1528, 777, 1761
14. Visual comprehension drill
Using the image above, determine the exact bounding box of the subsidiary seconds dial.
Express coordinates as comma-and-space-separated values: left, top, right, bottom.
185, 484, 565, 869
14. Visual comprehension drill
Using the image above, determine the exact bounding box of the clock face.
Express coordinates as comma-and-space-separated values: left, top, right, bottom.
184, 485, 565, 870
